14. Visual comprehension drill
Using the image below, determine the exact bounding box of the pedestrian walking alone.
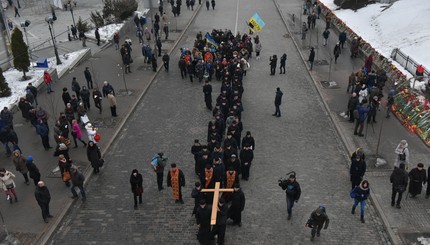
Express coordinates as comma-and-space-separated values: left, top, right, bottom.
84, 67, 93, 89
350, 152, 366, 189
87, 141, 101, 174
308, 47, 315, 70
350, 180, 370, 223
14, 6, 20, 17
211, 0, 215, 10
305, 206, 330, 241
408, 163, 426, 198
95, 28, 100, 46
167, 163, 185, 204
333, 42, 341, 64
34, 181, 53, 223
162, 53, 169, 71
279, 53, 286, 74
272, 87, 283, 117
390, 163, 408, 208
92, 89, 103, 114
44, 71, 53, 93
269, 55, 277, 75
322, 28, 330, 46
279, 174, 301, 220
205, 0, 209, 10
394, 140, 409, 169
301, 22, 308, 40
70, 167, 86, 202
130, 169, 143, 208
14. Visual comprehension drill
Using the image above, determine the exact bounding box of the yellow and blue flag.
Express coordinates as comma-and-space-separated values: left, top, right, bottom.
205, 33, 218, 48
248, 13, 265, 32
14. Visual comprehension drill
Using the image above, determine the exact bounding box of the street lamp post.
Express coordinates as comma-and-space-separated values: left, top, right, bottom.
45, 16, 62, 65
117, 64, 131, 95
20, 20, 31, 59
69, 3, 76, 27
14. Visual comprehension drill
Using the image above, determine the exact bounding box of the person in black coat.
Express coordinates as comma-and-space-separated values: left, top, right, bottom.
228, 183, 245, 226
191, 139, 203, 172
279, 174, 301, 220
26, 156, 41, 186
62, 88, 72, 107
390, 163, 408, 208
239, 144, 254, 181
308, 47, 315, 70
306, 206, 330, 241
196, 199, 212, 244
191, 182, 206, 219
95, 28, 100, 46
84, 67, 93, 89
178, 58, 187, 79
350, 153, 366, 189
70, 167, 86, 202
151, 54, 158, 72
241, 131, 255, 150
408, 163, 427, 198
273, 87, 283, 117
130, 169, 143, 208
211, 198, 228, 244
87, 141, 102, 174
347, 93, 358, 122
34, 181, 53, 223
203, 80, 212, 110
269, 54, 277, 75
279, 53, 287, 74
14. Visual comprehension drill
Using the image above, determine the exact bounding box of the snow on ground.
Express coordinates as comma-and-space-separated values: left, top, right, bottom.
85, 9, 149, 41
320, 0, 430, 82
85, 23, 124, 42
0, 49, 89, 109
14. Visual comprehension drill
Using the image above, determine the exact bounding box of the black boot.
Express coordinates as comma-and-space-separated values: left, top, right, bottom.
360, 215, 365, 223
351, 206, 355, 214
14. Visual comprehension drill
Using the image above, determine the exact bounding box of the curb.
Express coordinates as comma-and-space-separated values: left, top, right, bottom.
272, 0, 399, 244
37, 3, 204, 245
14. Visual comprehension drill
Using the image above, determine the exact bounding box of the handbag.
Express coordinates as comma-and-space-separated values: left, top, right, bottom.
98, 158, 105, 167
5, 183, 14, 189
94, 133, 101, 142
63, 170, 71, 182
136, 186, 143, 195
395, 185, 406, 193
349, 187, 357, 199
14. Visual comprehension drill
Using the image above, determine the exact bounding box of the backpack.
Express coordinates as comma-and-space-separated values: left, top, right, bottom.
150, 154, 159, 171
353, 109, 359, 120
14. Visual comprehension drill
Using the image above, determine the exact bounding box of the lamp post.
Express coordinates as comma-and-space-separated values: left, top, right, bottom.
45, 16, 62, 65
68, 3, 76, 27
117, 64, 131, 95
20, 20, 31, 59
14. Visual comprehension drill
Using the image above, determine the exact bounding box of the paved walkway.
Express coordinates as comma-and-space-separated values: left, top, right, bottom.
50, 0, 390, 244
0, 0, 428, 244
278, 0, 430, 244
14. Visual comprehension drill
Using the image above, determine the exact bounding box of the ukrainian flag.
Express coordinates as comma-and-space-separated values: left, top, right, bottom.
205, 33, 218, 49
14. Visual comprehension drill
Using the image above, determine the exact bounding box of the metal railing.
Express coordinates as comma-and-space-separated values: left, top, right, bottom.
391, 48, 429, 77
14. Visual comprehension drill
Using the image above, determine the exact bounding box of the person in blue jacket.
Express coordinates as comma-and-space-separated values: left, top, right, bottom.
351, 180, 370, 223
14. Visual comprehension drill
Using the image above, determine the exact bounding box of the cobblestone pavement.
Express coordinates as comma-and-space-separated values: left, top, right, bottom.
49, 0, 392, 244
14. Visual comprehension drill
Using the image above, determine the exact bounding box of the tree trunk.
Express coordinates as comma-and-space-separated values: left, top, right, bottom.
22, 70, 27, 80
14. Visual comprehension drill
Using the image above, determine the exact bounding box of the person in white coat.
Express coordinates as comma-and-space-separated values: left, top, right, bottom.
85, 123, 97, 142
358, 84, 368, 104
0, 168, 17, 204
394, 140, 409, 170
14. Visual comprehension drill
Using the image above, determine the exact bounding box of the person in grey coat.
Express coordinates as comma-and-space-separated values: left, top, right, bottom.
70, 167, 86, 202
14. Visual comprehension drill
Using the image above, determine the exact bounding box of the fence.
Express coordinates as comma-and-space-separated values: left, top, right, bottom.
391, 48, 429, 77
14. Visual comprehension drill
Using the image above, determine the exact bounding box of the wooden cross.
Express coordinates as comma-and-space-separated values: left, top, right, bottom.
201, 182, 234, 225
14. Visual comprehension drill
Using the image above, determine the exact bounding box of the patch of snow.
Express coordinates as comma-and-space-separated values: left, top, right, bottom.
319, 0, 430, 76
86, 23, 124, 42
0, 49, 89, 109
135, 9, 150, 17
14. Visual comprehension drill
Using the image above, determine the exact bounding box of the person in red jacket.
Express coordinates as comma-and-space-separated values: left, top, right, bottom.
43, 71, 53, 93
416, 64, 425, 78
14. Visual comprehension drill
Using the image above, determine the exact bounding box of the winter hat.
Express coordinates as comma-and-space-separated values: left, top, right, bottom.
399, 163, 405, 170
59, 143, 67, 150
85, 123, 93, 130
104, 81, 108, 85
195, 182, 201, 187
400, 140, 408, 148
231, 154, 236, 158
417, 163, 424, 168
234, 183, 240, 188
171, 163, 177, 168
246, 131, 251, 135
389, 89, 395, 95
27, 155, 33, 161
352, 92, 357, 97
